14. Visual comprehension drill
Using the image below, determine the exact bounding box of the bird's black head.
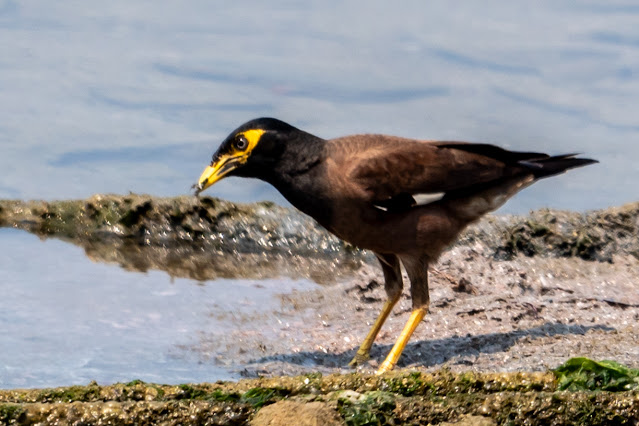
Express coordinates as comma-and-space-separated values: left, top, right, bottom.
194, 117, 302, 194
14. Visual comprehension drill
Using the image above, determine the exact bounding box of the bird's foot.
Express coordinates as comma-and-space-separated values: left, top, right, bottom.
348, 352, 371, 368
375, 359, 396, 375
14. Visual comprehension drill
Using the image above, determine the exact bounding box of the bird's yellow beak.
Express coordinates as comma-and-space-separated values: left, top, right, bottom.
194, 128, 266, 195
194, 154, 243, 195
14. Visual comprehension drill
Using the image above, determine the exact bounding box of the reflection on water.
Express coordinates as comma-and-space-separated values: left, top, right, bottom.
81, 239, 362, 284
0, 229, 315, 389
0, 195, 366, 283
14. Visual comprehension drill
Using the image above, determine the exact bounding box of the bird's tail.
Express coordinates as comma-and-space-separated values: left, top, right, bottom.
518, 154, 598, 179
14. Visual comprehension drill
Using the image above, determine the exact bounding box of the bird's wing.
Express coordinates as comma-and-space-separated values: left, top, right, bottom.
345, 136, 548, 210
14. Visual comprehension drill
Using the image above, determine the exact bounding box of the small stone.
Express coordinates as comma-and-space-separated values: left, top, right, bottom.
251, 400, 344, 426
439, 414, 496, 425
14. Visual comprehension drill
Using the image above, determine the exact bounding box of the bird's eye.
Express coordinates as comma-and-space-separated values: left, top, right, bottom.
235, 136, 248, 150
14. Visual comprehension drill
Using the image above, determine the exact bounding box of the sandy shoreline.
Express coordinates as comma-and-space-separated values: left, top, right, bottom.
1, 195, 638, 376
222, 250, 639, 379
1, 195, 638, 424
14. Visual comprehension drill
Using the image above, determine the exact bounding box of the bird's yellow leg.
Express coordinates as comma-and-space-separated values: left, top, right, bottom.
376, 307, 426, 374
348, 294, 400, 367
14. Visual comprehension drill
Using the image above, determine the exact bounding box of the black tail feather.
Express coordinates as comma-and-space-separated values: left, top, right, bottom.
520, 154, 598, 179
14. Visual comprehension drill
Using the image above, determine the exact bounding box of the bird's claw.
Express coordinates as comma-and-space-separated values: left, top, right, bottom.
348, 352, 371, 368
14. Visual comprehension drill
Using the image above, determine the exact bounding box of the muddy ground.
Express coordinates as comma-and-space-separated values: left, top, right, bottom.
1, 195, 637, 377
189, 248, 639, 379
1, 195, 638, 424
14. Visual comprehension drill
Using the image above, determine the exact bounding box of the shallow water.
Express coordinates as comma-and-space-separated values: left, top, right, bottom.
0, 228, 315, 389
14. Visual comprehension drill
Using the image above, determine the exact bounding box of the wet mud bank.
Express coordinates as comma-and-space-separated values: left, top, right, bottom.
1, 195, 638, 424
1, 195, 638, 282
0, 194, 364, 283
1, 370, 637, 425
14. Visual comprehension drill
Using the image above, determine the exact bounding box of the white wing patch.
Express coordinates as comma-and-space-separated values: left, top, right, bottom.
413, 192, 446, 206
372, 192, 446, 212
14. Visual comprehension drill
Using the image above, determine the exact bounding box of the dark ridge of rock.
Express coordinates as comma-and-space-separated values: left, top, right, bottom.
1, 195, 637, 282
0, 194, 365, 282
0, 195, 349, 256
468, 203, 639, 263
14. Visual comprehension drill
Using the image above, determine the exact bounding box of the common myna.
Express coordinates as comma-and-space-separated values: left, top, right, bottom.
194, 117, 597, 374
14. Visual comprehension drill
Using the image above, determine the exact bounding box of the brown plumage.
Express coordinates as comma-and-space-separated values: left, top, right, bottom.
195, 117, 597, 374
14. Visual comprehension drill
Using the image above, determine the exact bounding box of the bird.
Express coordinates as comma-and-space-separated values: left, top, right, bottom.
194, 117, 597, 374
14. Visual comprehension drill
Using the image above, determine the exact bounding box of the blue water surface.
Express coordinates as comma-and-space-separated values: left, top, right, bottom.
0, 228, 314, 389
1, 1, 637, 212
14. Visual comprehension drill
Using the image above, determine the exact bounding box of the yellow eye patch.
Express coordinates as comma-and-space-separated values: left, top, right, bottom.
234, 129, 265, 155
195, 128, 266, 193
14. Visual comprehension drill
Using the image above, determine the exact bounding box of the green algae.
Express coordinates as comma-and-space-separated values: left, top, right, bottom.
37, 383, 102, 403
554, 357, 639, 391
241, 387, 290, 408
172, 384, 290, 407
337, 390, 397, 426
0, 404, 25, 423
175, 383, 215, 400
1, 366, 637, 424
379, 371, 432, 396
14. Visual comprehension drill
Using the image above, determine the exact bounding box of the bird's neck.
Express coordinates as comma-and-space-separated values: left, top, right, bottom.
278, 138, 325, 178
265, 135, 333, 227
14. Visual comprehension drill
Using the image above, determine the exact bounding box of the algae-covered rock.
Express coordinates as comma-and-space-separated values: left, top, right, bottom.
1, 195, 638, 282
0, 194, 347, 255
486, 203, 639, 262
0, 194, 365, 282
1, 368, 638, 425
9, 400, 254, 425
